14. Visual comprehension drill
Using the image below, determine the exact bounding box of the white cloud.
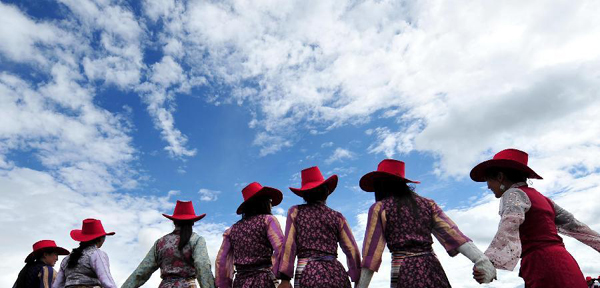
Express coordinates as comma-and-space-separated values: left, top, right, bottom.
325, 148, 356, 164
198, 188, 221, 202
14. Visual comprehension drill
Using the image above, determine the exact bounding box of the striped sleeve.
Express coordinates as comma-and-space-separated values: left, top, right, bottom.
265, 215, 285, 275
275, 206, 299, 279
215, 228, 234, 288
338, 213, 361, 281
430, 200, 471, 256
361, 201, 387, 272
39, 266, 56, 288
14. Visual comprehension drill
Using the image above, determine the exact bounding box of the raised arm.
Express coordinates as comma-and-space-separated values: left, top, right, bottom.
552, 199, 600, 252
215, 229, 234, 288
338, 214, 361, 282
484, 188, 531, 271
430, 200, 471, 256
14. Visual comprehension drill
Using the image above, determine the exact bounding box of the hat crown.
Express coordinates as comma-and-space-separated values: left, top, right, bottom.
493, 149, 529, 165
172, 200, 197, 217
300, 166, 326, 186
32, 240, 57, 251
242, 182, 264, 201
377, 159, 406, 178
81, 219, 107, 235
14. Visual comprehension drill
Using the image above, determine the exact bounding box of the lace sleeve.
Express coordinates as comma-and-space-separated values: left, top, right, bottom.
553, 200, 600, 252
484, 188, 531, 271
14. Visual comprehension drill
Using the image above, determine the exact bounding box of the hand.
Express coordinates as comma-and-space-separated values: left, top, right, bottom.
473, 266, 487, 284
278, 280, 293, 288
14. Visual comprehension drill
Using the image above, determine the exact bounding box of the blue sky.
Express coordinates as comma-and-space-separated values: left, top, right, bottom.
2, 0, 600, 287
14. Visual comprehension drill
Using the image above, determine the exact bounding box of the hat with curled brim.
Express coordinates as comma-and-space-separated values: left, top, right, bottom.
289, 166, 338, 197
469, 148, 543, 182
237, 182, 283, 214
360, 159, 420, 192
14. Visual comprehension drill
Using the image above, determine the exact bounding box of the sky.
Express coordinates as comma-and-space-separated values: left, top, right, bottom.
1, 0, 600, 287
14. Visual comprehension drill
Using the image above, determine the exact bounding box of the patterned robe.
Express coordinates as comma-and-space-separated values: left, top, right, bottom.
276, 203, 361, 288
361, 195, 472, 288
215, 214, 284, 288
121, 229, 215, 288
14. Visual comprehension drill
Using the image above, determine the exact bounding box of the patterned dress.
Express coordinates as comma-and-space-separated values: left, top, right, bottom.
485, 183, 600, 288
215, 214, 284, 288
121, 229, 215, 288
361, 195, 472, 288
276, 204, 361, 288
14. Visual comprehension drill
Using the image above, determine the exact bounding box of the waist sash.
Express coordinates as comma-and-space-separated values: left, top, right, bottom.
390, 251, 434, 288
294, 255, 337, 287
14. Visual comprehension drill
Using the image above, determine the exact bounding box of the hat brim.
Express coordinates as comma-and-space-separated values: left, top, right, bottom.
359, 171, 420, 192
236, 186, 283, 214
25, 246, 70, 263
289, 175, 338, 197
162, 213, 206, 222
70, 230, 116, 242
470, 159, 543, 182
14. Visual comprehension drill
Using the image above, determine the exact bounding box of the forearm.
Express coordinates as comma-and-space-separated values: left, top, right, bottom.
356, 268, 374, 288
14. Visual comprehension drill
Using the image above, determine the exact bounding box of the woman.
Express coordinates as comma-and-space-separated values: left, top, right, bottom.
13, 240, 69, 288
276, 166, 361, 288
53, 218, 117, 288
215, 182, 285, 287
470, 148, 600, 287
122, 200, 215, 288
357, 159, 496, 288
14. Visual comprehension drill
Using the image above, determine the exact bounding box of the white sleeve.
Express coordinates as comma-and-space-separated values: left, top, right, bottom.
484, 188, 531, 271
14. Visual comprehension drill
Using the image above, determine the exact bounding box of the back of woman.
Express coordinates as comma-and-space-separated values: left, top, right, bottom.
295, 204, 342, 258
380, 195, 435, 253
228, 214, 274, 267
156, 230, 197, 284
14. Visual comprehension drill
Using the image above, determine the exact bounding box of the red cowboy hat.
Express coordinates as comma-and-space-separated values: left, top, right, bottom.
236, 182, 283, 214
162, 200, 206, 222
70, 219, 115, 242
470, 148, 543, 182
24, 240, 69, 263
360, 159, 420, 192
289, 166, 338, 197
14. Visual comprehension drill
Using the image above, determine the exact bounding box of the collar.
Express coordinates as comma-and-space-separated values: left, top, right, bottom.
510, 182, 528, 189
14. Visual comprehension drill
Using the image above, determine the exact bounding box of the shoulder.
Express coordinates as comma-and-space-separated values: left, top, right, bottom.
264, 214, 280, 224
369, 200, 385, 212
287, 205, 300, 215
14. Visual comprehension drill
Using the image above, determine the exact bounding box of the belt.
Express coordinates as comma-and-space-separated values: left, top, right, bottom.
391, 250, 434, 259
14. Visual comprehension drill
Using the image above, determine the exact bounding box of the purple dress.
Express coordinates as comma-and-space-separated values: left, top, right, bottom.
362, 195, 472, 288
215, 214, 284, 288
276, 204, 361, 288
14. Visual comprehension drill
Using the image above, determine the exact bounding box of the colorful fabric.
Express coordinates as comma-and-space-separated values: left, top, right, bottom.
276, 204, 361, 285
389, 251, 450, 288
215, 214, 283, 288
53, 246, 116, 288
121, 230, 215, 288
14, 261, 57, 288
294, 256, 351, 288
361, 195, 471, 272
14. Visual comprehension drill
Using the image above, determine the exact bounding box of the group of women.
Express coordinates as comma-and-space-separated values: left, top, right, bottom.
13, 148, 600, 288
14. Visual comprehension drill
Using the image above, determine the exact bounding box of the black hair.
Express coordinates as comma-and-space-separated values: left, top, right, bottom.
302, 185, 329, 204
174, 220, 195, 251
373, 176, 419, 217
13, 256, 38, 288
241, 195, 272, 220
484, 167, 527, 183
68, 237, 104, 268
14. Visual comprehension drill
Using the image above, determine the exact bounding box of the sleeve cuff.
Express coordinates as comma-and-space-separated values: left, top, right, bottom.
348, 267, 360, 282
361, 256, 380, 272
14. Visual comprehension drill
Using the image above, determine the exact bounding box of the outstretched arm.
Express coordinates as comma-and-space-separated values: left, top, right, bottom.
121, 241, 159, 288
215, 229, 234, 288
552, 200, 600, 252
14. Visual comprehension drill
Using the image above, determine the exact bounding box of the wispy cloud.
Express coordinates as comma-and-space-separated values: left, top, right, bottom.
198, 188, 221, 202
325, 148, 356, 164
